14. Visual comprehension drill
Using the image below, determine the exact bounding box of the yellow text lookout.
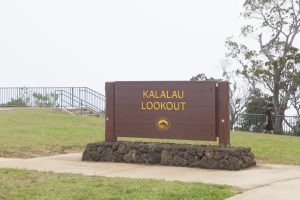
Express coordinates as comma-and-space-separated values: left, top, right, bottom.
141, 90, 186, 111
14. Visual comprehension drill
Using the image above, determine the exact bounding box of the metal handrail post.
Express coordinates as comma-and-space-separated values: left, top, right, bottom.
80, 99, 83, 115
71, 87, 74, 108
60, 91, 62, 108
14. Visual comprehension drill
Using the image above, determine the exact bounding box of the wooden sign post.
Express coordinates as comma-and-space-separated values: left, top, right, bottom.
105, 81, 230, 146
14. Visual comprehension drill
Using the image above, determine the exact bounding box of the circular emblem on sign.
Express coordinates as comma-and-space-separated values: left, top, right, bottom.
155, 117, 171, 132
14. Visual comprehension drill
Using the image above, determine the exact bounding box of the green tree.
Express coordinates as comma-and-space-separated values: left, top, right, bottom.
245, 88, 272, 114
226, 0, 300, 132
190, 73, 217, 81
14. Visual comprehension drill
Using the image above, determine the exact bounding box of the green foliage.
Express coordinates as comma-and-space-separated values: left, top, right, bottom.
190, 73, 220, 81
32, 92, 58, 107
245, 88, 272, 114
0, 169, 237, 200
4, 98, 28, 107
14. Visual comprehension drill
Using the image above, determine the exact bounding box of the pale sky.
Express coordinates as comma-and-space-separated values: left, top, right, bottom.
0, 0, 244, 94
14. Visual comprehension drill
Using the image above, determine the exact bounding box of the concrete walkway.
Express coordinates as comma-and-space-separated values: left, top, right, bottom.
0, 153, 300, 199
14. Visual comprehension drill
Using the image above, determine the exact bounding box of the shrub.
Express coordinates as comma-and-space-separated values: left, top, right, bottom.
32, 93, 58, 107
5, 98, 28, 107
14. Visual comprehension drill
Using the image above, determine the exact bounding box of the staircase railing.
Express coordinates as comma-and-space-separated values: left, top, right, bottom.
55, 90, 104, 116
79, 87, 105, 114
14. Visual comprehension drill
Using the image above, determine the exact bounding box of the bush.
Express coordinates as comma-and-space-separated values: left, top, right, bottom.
32, 93, 58, 107
5, 98, 28, 107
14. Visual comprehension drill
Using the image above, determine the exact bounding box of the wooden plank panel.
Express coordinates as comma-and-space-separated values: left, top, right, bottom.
114, 81, 217, 141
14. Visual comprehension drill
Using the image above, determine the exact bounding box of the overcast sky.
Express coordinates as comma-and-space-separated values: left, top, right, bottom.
0, 0, 244, 93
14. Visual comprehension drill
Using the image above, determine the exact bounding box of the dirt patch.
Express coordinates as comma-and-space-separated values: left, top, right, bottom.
0, 146, 83, 159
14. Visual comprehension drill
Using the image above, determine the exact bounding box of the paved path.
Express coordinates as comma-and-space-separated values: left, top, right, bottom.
0, 153, 300, 199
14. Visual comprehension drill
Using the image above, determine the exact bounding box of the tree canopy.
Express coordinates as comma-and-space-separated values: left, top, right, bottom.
226, 0, 300, 120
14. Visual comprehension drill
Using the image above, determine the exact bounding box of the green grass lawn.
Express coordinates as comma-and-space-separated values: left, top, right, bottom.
0, 168, 237, 200
231, 131, 300, 165
1, 108, 300, 165
0, 108, 104, 158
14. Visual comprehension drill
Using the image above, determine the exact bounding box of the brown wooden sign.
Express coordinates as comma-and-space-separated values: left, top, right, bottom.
105, 81, 230, 146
